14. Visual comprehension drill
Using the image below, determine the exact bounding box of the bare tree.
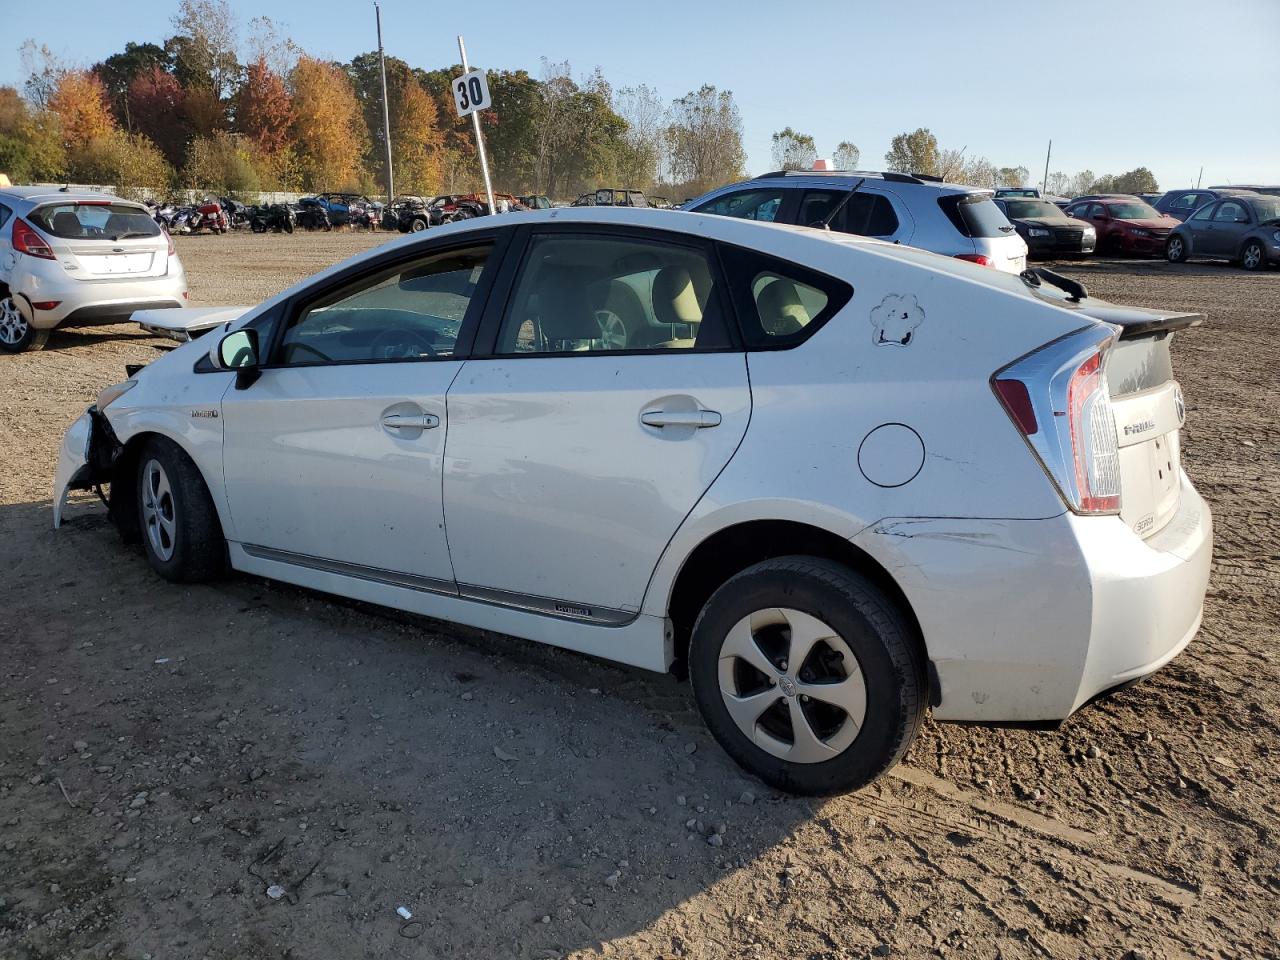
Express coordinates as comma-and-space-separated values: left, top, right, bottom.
170, 0, 241, 99
832, 141, 860, 170
244, 16, 300, 77
614, 84, 666, 190
664, 85, 745, 196
533, 59, 576, 196
770, 127, 816, 170
19, 40, 64, 109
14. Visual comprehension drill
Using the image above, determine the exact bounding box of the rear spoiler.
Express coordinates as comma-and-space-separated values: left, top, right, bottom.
1026, 268, 1204, 340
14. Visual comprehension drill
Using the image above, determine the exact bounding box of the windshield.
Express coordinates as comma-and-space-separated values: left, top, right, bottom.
30, 202, 161, 240
1107, 202, 1161, 220
1249, 197, 1280, 222
1004, 199, 1065, 219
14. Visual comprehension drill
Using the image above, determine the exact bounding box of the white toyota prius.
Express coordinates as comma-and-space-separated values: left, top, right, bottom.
54, 207, 1212, 794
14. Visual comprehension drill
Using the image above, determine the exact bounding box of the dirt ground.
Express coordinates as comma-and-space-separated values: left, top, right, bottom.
1, 231, 1277, 960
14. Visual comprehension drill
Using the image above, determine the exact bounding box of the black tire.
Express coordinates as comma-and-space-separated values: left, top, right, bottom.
410, 217, 429, 233
135, 436, 226, 583
1241, 240, 1266, 271
688, 556, 925, 795
0, 296, 50, 352
251, 220, 266, 233
1165, 235, 1188, 263
284, 219, 294, 234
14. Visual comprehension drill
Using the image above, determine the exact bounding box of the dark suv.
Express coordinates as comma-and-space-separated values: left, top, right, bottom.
1153, 188, 1254, 222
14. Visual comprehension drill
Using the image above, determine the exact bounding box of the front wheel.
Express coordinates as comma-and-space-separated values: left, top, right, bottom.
1241, 240, 1265, 271
689, 557, 925, 795
136, 437, 226, 583
1165, 235, 1188, 263
0, 296, 50, 353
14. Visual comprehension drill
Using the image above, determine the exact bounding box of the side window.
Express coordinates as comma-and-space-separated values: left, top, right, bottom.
1170, 193, 1198, 212
798, 191, 900, 237
277, 244, 491, 365
693, 189, 784, 223
493, 233, 732, 355
719, 242, 853, 349
1190, 202, 1216, 222
1214, 201, 1245, 222
0, 203, 11, 228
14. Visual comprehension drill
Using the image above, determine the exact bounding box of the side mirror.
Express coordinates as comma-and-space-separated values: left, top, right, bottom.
212, 328, 261, 389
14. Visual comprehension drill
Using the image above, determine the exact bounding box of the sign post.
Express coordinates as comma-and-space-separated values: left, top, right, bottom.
454, 36, 497, 216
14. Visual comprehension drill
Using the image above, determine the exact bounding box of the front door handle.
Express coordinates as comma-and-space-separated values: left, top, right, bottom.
381, 413, 440, 430
640, 409, 721, 429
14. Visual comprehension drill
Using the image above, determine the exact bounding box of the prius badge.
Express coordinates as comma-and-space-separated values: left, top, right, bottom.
191, 409, 219, 419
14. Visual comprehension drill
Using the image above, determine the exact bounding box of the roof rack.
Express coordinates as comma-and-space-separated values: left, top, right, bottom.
752, 169, 929, 185
910, 172, 944, 183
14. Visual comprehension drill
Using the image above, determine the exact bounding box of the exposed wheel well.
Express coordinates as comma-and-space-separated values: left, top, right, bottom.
665, 519, 928, 687
106, 432, 149, 542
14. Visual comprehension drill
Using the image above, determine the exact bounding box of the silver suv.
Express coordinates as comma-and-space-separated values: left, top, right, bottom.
686, 170, 1029, 274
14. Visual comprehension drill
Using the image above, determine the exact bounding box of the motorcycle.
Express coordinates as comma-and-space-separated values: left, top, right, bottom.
249, 203, 296, 234
220, 198, 251, 230
194, 200, 230, 234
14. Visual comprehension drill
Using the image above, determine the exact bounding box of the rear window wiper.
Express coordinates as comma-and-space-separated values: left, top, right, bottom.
1020, 267, 1089, 303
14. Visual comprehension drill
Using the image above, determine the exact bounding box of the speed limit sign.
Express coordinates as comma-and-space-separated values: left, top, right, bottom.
453, 68, 491, 117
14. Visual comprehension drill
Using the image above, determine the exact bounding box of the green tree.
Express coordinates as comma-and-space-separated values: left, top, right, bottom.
664, 84, 745, 197
1111, 167, 1159, 194
183, 130, 259, 195
770, 127, 816, 171
884, 127, 939, 176
832, 141, 860, 170
0, 86, 65, 182
72, 130, 172, 198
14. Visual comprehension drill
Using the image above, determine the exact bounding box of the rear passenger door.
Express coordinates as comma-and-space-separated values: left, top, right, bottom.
442, 225, 751, 619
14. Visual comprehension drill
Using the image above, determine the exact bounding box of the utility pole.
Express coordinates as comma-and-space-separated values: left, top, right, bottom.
457, 35, 497, 216
375, 3, 394, 206
1042, 139, 1052, 194
1196, 166, 1203, 189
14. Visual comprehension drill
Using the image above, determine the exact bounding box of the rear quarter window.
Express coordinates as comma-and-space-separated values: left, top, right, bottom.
30, 202, 161, 240
718, 242, 853, 349
938, 194, 1015, 238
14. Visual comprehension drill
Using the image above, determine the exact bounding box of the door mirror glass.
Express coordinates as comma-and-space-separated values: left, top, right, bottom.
217, 328, 259, 369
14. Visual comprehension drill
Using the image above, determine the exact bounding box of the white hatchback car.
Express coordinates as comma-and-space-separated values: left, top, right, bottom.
0, 187, 187, 352
54, 208, 1212, 794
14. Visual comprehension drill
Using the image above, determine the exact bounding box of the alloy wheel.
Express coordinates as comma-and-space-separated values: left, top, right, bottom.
141, 458, 177, 562
595, 311, 628, 350
0, 296, 28, 347
1166, 238, 1184, 262
717, 607, 867, 764
1242, 243, 1263, 270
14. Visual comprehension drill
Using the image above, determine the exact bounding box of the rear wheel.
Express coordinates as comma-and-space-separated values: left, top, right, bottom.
1241, 240, 1265, 271
136, 437, 226, 583
410, 217, 429, 233
688, 557, 925, 795
1165, 235, 1188, 263
0, 296, 50, 353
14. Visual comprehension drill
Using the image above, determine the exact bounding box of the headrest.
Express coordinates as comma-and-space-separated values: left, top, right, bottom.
653, 265, 707, 326
531, 263, 601, 343
755, 277, 810, 336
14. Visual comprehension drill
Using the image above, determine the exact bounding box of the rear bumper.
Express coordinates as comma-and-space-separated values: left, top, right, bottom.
13, 258, 187, 329
851, 472, 1212, 723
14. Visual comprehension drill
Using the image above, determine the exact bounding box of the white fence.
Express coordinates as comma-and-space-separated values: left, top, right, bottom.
26, 183, 308, 205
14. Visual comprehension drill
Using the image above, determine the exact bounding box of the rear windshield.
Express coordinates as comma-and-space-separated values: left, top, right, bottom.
1003, 199, 1066, 219
1248, 197, 1280, 222
939, 194, 1016, 238
30, 202, 161, 240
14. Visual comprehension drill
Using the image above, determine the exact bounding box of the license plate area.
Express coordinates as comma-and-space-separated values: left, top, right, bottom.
81, 252, 154, 275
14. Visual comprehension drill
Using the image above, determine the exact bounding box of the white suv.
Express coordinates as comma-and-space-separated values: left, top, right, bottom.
54, 208, 1211, 794
687, 170, 1029, 274
0, 187, 187, 352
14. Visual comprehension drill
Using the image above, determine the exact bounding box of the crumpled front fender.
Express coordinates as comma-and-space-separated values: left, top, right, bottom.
53, 410, 93, 528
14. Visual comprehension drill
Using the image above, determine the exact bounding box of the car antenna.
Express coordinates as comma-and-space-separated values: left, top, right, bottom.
1028, 266, 1089, 302
812, 177, 866, 231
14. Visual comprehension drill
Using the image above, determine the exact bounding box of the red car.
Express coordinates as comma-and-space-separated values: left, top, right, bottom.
1064, 195, 1179, 256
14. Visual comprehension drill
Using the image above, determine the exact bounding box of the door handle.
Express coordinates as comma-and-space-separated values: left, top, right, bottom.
381, 413, 440, 430
640, 409, 721, 429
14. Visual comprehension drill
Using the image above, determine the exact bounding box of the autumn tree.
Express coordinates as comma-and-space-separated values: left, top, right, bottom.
392, 79, 444, 195
613, 84, 665, 192
72, 131, 171, 198
884, 127, 939, 176
127, 67, 187, 166
290, 56, 368, 189
833, 141, 860, 170
94, 42, 170, 129
184, 130, 259, 194
997, 165, 1030, 188
0, 86, 65, 182
235, 58, 294, 156
771, 127, 817, 171
665, 85, 745, 197
48, 70, 116, 152
1109, 167, 1160, 194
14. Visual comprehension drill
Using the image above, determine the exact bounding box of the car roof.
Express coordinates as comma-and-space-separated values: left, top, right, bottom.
0, 186, 138, 204
748, 169, 985, 196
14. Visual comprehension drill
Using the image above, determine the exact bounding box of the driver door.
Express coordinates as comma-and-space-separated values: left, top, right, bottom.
219, 234, 508, 585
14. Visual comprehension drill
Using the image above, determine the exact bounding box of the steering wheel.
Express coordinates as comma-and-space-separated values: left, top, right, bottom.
369, 327, 438, 359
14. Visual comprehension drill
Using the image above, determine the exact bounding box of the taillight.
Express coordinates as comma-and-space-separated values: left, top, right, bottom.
12, 218, 55, 260
165, 230, 175, 256
992, 327, 1122, 516
955, 253, 995, 267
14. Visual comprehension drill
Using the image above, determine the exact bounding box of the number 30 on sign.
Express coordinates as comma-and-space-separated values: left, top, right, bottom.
453, 69, 491, 118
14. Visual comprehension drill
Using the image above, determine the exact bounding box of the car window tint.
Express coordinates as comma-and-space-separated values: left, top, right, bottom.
494, 233, 732, 355
0, 202, 10, 228
278, 244, 490, 365
1214, 202, 1245, 222
798, 190, 900, 237
718, 242, 853, 349
29, 202, 160, 239
693, 189, 784, 222
1170, 193, 1198, 211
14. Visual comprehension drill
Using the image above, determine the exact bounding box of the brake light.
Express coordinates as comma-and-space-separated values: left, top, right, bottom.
955, 253, 995, 267
12, 218, 55, 260
31, 300, 61, 310
165, 230, 175, 256
992, 328, 1122, 516
1067, 352, 1121, 513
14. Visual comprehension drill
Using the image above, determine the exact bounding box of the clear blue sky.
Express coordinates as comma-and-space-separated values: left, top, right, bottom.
3, 0, 1277, 189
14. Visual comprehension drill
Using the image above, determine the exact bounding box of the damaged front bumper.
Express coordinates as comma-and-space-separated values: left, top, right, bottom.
53, 406, 119, 528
